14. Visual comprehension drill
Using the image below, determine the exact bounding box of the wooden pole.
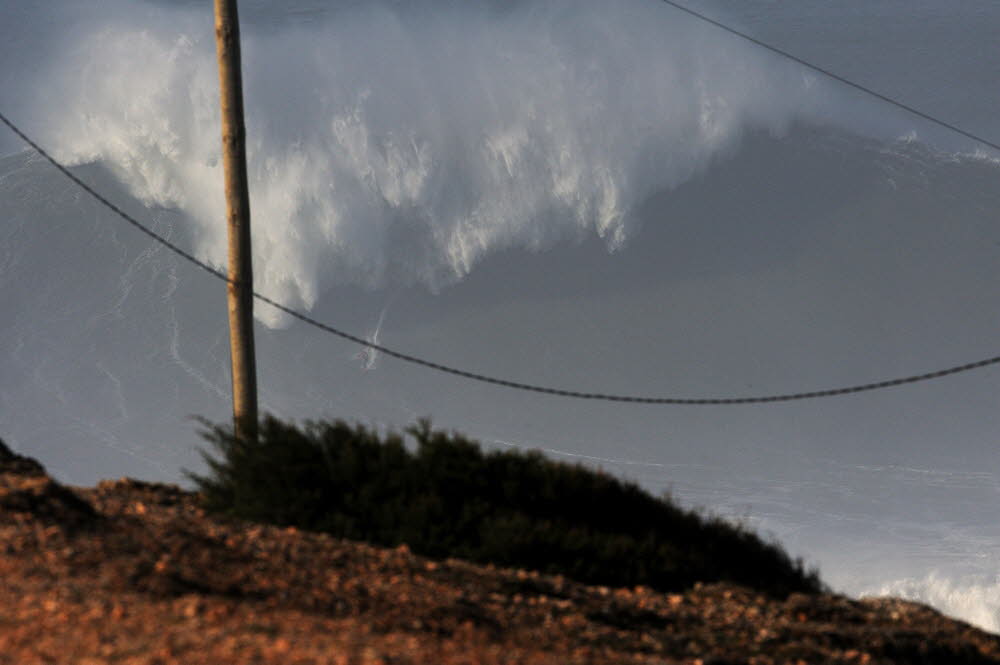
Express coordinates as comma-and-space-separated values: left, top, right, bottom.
214, 0, 258, 442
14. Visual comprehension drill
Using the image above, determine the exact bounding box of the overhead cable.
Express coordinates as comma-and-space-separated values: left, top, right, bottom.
3, 20, 1000, 406
659, 0, 1000, 154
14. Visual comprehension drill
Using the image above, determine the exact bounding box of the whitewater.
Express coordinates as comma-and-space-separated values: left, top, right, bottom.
3, 0, 1000, 633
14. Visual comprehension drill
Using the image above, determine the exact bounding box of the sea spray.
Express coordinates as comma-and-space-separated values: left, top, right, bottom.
19, 0, 850, 326
860, 573, 1000, 634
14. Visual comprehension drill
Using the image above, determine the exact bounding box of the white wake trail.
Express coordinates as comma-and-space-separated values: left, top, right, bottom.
355, 302, 391, 371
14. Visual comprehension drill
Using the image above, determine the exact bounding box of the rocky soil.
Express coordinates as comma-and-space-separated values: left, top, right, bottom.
2, 439, 999, 665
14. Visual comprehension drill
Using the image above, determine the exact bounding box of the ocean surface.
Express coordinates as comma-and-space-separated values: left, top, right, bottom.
3, 0, 1000, 632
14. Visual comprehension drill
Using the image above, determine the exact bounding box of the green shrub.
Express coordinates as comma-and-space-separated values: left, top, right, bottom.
186, 416, 823, 597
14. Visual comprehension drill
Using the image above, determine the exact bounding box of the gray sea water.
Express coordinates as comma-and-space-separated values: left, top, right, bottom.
3, 0, 1000, 631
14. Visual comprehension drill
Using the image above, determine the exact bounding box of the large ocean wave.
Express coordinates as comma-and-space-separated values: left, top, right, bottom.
11, 0, 918, 326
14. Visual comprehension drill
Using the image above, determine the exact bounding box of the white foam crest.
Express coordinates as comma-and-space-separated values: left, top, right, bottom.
29, 0, 854, 326
860, 573, 1000, 634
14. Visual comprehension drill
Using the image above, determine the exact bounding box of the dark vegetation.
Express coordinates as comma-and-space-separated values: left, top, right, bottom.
187, 416, 823, 597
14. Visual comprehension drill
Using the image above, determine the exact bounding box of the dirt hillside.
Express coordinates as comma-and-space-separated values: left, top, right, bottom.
2, 440, 998, 665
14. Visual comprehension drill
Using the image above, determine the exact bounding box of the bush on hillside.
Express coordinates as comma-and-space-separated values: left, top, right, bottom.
186, 416, 823, 597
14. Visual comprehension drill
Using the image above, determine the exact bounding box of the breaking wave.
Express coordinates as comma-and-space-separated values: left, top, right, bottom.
12, 0, 930, 325
860, 573, 1000, 634
15, 0, 826, 324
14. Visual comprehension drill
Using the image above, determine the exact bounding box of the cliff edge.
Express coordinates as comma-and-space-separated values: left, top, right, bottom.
2, 438, 998, 665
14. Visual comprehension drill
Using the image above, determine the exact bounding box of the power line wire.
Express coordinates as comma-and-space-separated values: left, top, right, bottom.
658, 0, 1000, 154
5, 110, 998, 405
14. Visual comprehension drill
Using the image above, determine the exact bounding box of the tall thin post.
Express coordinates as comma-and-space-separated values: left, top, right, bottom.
214, 0, 258, 442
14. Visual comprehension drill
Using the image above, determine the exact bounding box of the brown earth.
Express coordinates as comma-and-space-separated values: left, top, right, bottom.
2, 439, 999, 665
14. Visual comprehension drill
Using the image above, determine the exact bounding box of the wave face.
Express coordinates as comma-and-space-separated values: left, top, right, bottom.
17, 0, 854, 325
